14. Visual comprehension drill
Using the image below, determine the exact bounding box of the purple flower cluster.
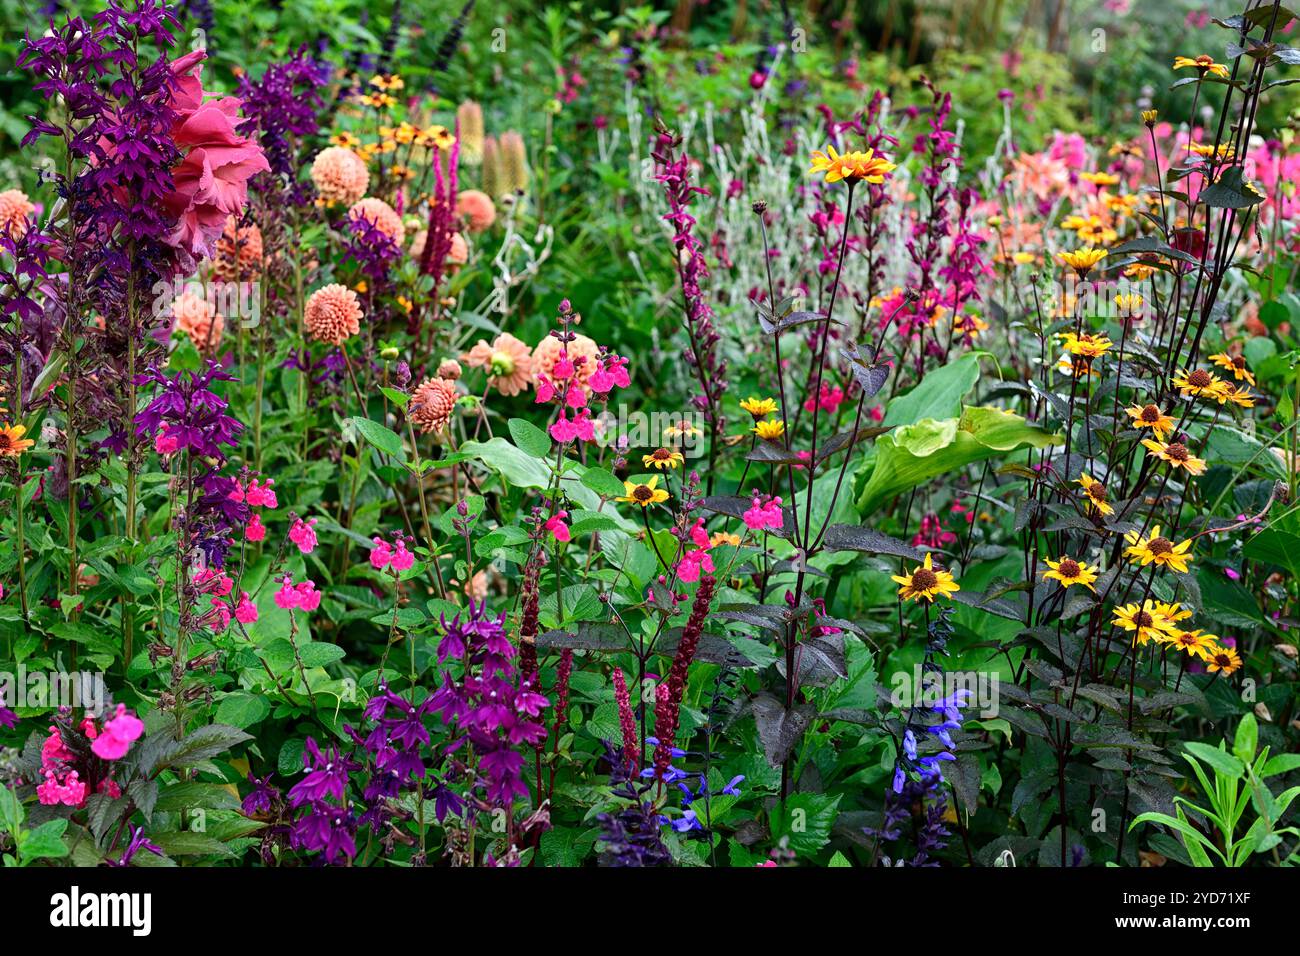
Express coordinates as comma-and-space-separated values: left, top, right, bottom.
237, 47, 331, 200
287, 737, 361, 865
595, 743, 672, 867
427, 601, 549, 807
344, 212, 402, 287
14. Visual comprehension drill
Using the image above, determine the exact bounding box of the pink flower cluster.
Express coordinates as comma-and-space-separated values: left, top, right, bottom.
37, 727, 87, 806
742, 494, 784, 532
274, 576, 322, 612
537, 305, 631, 445
289, 516, 318, 554
90, 704, 145, 761
230, 477, 277, 543
544, 510, 571, 543
803, 381, 845, 414
678, 518, 715, 584
195, 567, 258, 629
369, 534, 415, 573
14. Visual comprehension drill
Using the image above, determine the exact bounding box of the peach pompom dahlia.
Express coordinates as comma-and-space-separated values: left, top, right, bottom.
310, 146, 369, 206
304, 283, 363, 345
461, 333, 535, 396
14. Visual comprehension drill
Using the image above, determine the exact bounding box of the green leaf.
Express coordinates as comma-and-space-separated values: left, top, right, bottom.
857, 406, 1060, 513
1233, 713, 1258, 764
1184, 742, 1245, 781
214, 693, 271, 730
580, 466, 626, 499
21, 819, 69, 861
507, 417, 553, 458
345, 416, 406, 463
769, 793, 841, 856
883, 351, 983, 426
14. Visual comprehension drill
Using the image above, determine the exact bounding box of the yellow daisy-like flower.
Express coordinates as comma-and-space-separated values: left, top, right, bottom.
1141, 109, 1159, 126
808, 145, 897, 185
953, 313, 989, 338
1173, 368, 1232, 403
1164, 629, 1216, 660
1188, 142, 1235, 162
1081, 171, 1121, 187
709, 531, 742, 548
358, 91, 397, 109
1125, 403, 1175, 440
1114, 293, 1144, 317
1125, 261, 1158, 280
664, 420, 703, 443
1153, 602, 1195, 629
1041, 556, 1098, 591
1204, 644, 1243, 674
0, 423, 35, 457
1141, 438, 1206, 476
1124, 525, 1194, 573
753, 419, 786, 440
369, 74, 405, 91
642, 447, 684, 470
1105, 193, 1140, 216
1075, 473, 1114, 516
416, 125, 456, 150
1076, 220, 1118, 245
1058, 331, 1113, 360
1113, 601, 1176, 645
1058, 247, 1108, 276
1173, 54, 1231, 78
616, 475, 670, 508
1209, 352, 1255, 385
1224, 385, 1256, 409
330, 131, 362, 149
890, 553, 960, 604
1057, 354, 1101, 379
740, 396, 779, 419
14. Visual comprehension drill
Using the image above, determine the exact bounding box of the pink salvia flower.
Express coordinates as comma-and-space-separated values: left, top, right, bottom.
390, 540, 414, 572
289, 516, 318, 554
246, 513, 266, 542
370, 537, 394, 570
90, 704, 144, 761
545, 510, 571, 543
743, 494, 784, 532
235, 591, 258, 624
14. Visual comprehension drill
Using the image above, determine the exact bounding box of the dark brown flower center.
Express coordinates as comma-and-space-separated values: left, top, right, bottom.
1214, 653, 1230, 666
1148, 537, 1173, 556
1165, 443, 1189, 461
651, 448, 670, 460
1140, 405, 1161, 422
911, 568, 939, 590
1188, 370, 1212, 388
1088, 484, 1108, 502
1232, 356, 1245, 369
0, 433, 11, 451
1058, 559, 1081, 578
632, 485, 653, 502
1136, 612, 1154, 628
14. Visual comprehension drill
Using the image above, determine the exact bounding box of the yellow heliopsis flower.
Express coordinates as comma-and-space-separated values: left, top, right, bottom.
740, 396, 779, 419
330, 131, 362, 149
1224, 385, 1256, 409
709, 531, 741, 548
1114, 293, 1144, 317
1124, 525, 1194, 573
808, 145, 897, 184
1124, 261, 1158, 280
416, 125, 456, 150
1204, 644, 1243, 674
1153, 602, 1194, 629
1141, 439, 1206, 476
1113, 601, 1176, 645
664, 420, 702, 443
753, 419, 786, 440
1125, 403, 1175, 440
1076, 220, 1118, 245
1188, 142, 1235, 162
1173, 368, 1232, 403
1075, 473, 1114, 516
1057, 354, 1100, 379
370, 74, 405, 91
616, 476, 670, 508
1081, 171, 1121, 187
1141, 109, 1159, 126
0, 423, 35, 457
1164, 629, 1216, 660
1105, 193, 1140, 216
1058, 247, 1108, 276
890, 553, 960, 604
1173, 55, 1231, 78
1058, 331, 1113, 360
642, 448, 684, 470
1209, 352, 1255, 385
1041, 556, 1098, 591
